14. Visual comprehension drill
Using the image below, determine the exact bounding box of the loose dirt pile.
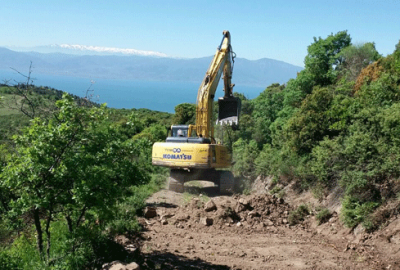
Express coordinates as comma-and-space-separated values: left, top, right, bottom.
103, 183, 400, 270
126, 188, 399, 270
151, 193, 293, 232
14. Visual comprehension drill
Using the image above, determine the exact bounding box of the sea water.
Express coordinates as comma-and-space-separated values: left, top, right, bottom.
0, 69, 264, 113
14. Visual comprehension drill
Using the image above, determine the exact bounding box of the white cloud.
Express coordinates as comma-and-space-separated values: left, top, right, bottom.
57, 44, 168, 57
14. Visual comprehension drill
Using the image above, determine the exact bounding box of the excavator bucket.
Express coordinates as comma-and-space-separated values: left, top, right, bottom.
217, 96, 241, 126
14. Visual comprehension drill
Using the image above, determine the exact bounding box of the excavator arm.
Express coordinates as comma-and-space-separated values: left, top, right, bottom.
189, 31, 241, 142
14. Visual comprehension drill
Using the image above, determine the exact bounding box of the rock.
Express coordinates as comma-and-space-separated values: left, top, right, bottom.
328, 216, 337, 223
236, 222, 242, 227
204, 199, 217, 212
264, 219, 274, 226
108, 262, 124, 270
190, 198, 201, 209
239, 198, 249, 206
159, 213, 174, 220
235, 203, 247, 213
282, 218, 288, 224
200, 217, 213, 226
144, 207, 157, 219
125, 262, 140, 270
105, 261, 140, 270
248, 210, 260, 217
175, 214, 190, 221
161, 219, 168, 225
391, 233, 400, 244
125, 244, 139, 256
353, 224, 365, 237
114, 235, 130, 245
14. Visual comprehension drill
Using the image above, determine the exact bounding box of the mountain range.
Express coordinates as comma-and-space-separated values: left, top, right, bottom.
0, 47, 302, 88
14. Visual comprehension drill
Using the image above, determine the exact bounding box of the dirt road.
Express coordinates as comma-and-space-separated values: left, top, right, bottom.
136, 184, 399, 270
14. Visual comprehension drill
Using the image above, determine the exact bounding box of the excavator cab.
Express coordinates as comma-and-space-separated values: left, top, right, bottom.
217, 96, 241, 126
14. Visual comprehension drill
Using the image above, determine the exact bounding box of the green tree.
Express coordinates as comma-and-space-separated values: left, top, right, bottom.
173, 103, 196, 125
252, 83, 285, 145
232, 139, 259, 178
338, 42, 381, 81
1, 95, 149, 261
284, 86, 337, 154
304, 31, 351, 86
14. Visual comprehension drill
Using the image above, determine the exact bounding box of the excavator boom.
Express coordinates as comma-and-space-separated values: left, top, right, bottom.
191, 30, 241, 140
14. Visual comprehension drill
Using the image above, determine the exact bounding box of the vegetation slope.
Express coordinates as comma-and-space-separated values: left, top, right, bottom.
227, 31, 400, 231
1, 30, 400, 269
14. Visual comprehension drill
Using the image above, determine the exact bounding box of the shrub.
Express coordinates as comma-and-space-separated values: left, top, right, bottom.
341, 195, 379, 227
288, 204, 310, 225
315, 208, 332, 225
0, 249, 21, 270
232, 139, 259, 179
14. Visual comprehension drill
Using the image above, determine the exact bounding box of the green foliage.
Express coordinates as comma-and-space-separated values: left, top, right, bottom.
269, 185, 285, 198
0, 81, 170, 267
133, 124, 168, 143
255, 144, 281, 177
288, 204, 310, 225
0, 94, 153, 265
285, 86, 337, 154
304, 30, 351, 86
252, 83, 284, 145
341, 196, 379, 227
315, 208, 332, 225
0, 248, 21, 270
173, 103, 196, 125
232, 139, 259, 178
226, 31, 400, 229
338, 42, 381, 81
107, 172, 167, 235
309, 137, 344, 188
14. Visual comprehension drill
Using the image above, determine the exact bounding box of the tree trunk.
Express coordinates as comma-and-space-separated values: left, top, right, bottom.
76, 205, 87, 228
33, 208, 43, 255
45, 211, 52, 261
65, 215, 73, 233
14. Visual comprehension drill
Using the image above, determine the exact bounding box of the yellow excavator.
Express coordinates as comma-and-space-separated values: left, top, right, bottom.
152, 30, 240, 193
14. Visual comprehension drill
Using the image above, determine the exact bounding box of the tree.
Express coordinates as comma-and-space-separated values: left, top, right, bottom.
252, 83, 285, 145
304, 31, 351, 86
2, 63, 58, 120
173, 103, 196, 125
1, 94, 149, 260
338, 42, 381, 81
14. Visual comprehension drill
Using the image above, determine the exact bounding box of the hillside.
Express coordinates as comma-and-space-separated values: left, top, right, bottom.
229, 31, 400, 233
0, 47, 302, 87
1, 31, 400, 269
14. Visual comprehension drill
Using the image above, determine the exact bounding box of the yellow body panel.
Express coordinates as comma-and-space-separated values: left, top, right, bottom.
152, 142, 231, 169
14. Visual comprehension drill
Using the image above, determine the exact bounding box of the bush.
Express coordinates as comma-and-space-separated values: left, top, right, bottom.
0, 249, 21, 270
315, 208, 332, 225
232, 139, 259, 179
288, 204, 310, 225
341, 195, 379, 227
106, 172, 167, 235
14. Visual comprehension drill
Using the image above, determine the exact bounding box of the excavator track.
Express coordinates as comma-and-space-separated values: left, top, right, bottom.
168, 169, 235, 194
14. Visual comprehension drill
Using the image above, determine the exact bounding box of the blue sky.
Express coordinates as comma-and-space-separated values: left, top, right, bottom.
1, 0, 399, 67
